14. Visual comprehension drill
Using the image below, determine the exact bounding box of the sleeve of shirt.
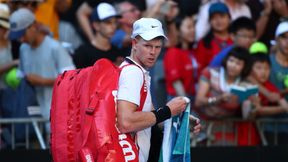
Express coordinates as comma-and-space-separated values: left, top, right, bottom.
163, 48, 181, 82
117, 65, 144, 106
52, 43, 75, 73
19, 44, 29, 74
195, 3, 211, 41
266, 81, 281, 94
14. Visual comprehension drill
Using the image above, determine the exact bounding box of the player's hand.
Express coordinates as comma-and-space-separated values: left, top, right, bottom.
166, 96, 189, 116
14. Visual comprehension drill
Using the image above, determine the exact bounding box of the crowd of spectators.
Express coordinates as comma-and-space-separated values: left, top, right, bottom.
0, 0, 288, 148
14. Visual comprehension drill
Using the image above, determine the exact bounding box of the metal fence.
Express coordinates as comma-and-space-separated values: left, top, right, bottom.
0, 118, 49, 150
1, 117, 288, 150
191, 118, 288, 147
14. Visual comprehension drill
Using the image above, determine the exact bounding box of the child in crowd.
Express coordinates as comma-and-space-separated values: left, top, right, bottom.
210, 16, 256, 67
238, 53, 288, 146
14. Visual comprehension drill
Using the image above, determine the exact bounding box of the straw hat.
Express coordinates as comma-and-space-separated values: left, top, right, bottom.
0, 4, 10, 29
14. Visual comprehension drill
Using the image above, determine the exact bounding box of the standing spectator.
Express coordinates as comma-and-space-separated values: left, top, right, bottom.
247, 0, 288, 47
116, 18, 201, 162
143, 0, 180, 47
195, 47, 251, 119
72, 2, 124, 68
8, 8, 75, 132
8, 0, 72, 39
195, 0, 252, 41
196, 2, 233, 73
266, 21, 288, 145
112, 1, 141, 56
209, 16, 256, 67
195, 47, 251, 145
0, 4, 18, 85
76, 0, 115, 43
270, 21, 288, 100
163, 15, 198, 100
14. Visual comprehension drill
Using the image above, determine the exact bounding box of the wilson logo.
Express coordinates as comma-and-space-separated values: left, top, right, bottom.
118, 134, 136, 162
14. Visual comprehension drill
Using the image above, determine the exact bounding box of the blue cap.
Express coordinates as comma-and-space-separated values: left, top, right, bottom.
209, 2, 229, 18
8, 8, 35, 40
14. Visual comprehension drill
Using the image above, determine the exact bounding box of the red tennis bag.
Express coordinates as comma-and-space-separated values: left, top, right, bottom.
50, 58, 147, 162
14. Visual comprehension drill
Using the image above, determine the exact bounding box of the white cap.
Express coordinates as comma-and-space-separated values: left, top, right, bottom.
275, 21, 288, 38
91, 2, 121, 21
131, 18, 167, 41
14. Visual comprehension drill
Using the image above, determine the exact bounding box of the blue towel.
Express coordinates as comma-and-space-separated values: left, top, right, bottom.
159, 104, 191, 162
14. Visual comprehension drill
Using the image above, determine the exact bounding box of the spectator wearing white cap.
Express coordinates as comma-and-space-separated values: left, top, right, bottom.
266, 21, 288, 145
8, 8, 75, 132
269, 21, 288, 98
76, 0, 115, 43
116, 17, 201, 162
72, 2, 124, 68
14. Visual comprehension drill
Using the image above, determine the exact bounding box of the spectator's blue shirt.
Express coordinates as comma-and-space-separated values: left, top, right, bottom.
209, 45, 234, 67
111, 29, 126, 49
266, 54, 288, 132
269, 54, 288, 101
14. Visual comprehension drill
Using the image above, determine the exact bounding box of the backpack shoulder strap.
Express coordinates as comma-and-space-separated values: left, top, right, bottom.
120, 58, 147, 111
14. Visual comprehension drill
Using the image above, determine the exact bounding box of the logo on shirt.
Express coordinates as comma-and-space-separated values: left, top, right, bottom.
151, 25, 158, 28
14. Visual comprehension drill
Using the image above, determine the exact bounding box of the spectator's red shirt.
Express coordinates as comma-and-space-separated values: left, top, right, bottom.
196, 36, 233, 72
163, 47, 198, 96
237, 81, 280, 146
259, 81, 281, 106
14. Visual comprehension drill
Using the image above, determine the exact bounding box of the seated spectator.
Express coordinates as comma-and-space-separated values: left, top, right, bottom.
209, 16, 256, 67
195, 2, 233, 73
163, 15, 198, 101
195, 47, 251, 119
73, 2, 124, 68
238, 53, 288, 146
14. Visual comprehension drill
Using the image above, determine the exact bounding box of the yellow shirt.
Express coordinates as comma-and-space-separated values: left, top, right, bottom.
35, 0, 72, 39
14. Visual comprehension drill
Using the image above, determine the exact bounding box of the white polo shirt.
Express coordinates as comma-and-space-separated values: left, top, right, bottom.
117, 57, 152, 162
